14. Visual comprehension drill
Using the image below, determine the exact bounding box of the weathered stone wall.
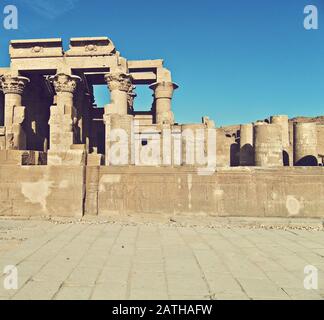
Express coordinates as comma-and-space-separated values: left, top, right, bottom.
317, 125, 324, 159
0, 165, 323, 218
86, 166, 324, 218
0, 165, 84, 217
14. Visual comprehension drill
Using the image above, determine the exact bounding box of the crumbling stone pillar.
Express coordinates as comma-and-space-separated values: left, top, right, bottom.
254, 123, 283, 167
150, 82, 178, 125
270, 115, 290, 166
47, 73, 86, 166
294, 122, 318, 166
49, 73, 80, 151
239, 124, 254, 166
103, 73, 134, 166
105, 72, 133, 115
0, 74, 30, 150
270, 115, 289, 148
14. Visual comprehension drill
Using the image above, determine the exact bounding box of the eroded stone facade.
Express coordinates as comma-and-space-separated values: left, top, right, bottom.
0, 37, 323, 218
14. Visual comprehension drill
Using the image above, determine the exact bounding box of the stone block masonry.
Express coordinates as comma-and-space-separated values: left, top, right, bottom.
0, 36, 323, 219
0, 165, 323, 218
0, 166, 85, 217
86, 166, 324, 218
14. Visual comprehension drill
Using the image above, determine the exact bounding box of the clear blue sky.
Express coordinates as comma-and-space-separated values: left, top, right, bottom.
1, 0, 323, 126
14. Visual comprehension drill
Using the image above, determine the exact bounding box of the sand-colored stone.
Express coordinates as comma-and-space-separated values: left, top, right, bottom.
270, 115, 291, 166
254, 124, 283, 167
294, 122, 318, 166
88, 166, 324, 218
239, 124, 254, 166
0, 165, 84, 217
0, 36, 323, 218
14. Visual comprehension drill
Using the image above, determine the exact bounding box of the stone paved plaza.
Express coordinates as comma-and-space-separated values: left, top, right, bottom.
0, 217, 323, 300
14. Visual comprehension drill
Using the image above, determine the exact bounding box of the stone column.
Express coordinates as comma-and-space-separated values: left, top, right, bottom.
294, 122, 318, 166
103, 73, 134, 166
150, 82, 178, 125
254, 124, 283, 167
52, 73, 80, 116
270, 115, 290, 166
0, 74, 30, 150
104, 72, 133, 115
49, 73, 80, 152
239, 124, 254, 166
270, 115, 289, 148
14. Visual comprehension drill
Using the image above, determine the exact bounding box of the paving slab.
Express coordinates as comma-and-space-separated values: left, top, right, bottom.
0, 217, 323, 300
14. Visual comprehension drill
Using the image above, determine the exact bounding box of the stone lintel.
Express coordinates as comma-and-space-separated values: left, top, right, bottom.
10, 38, 63, 59
66, 37, 116, 57
128, 59, 164, 70
131, 72, 156, 84
10, 56, 119, 73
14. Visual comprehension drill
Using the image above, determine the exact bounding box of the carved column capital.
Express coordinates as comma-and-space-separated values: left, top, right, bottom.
105, 72, 133, 92
51, 73, 80, 94
0, 74, 30, 95
150, 82, 178, 125
150, 81, 178, 99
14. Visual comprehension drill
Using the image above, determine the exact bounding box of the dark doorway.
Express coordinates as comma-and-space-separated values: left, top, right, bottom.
295, 156, 318, 166
230, 143, 240, 167
283, 151, 290, 166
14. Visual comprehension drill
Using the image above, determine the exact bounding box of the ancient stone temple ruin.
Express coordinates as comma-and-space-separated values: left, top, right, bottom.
0, 37, 323, 218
